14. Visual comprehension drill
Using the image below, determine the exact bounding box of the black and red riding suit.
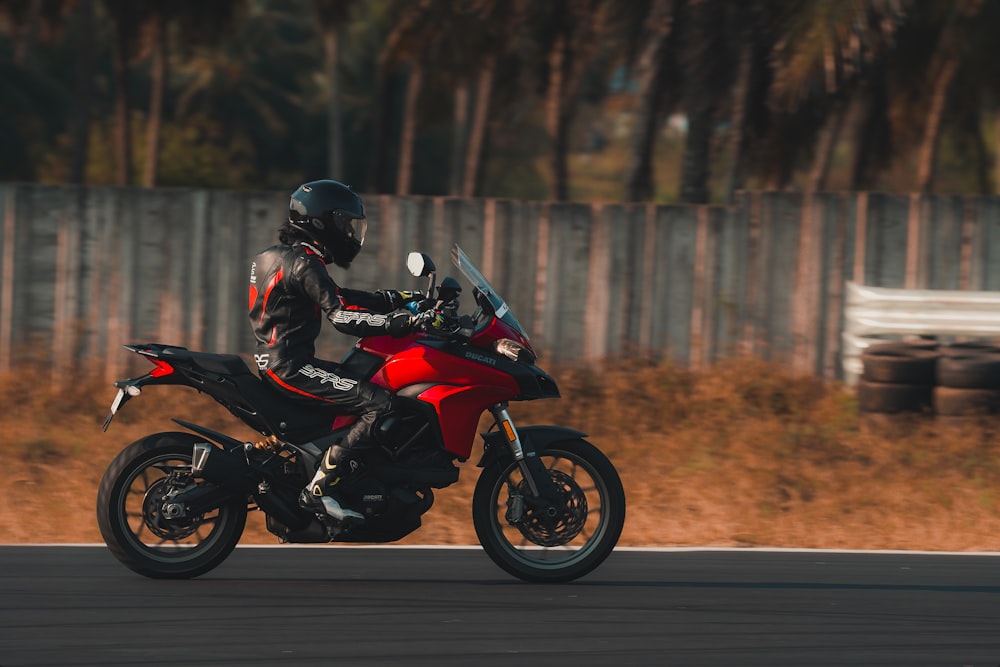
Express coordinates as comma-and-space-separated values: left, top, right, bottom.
248, 241, 411, 454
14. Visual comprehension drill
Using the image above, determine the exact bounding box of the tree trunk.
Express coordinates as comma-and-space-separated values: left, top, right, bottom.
110, 2, 134, 186
323, 26, 343, 179
13, 0, 42, 70
142, 12, 166, 188
967, 106, 989, 195
396, 62, 424, 195
679, 0, 715, 204
996, 112, 1000, 195
462, 55, 496, 198
849, 68, 890, 190
724, 39, 752, 202
371, 74, 397, 194
916, 56, 958, 193
70, 0, 95, 185
915, 0, 985, 193
449, 82, 469, 196
805, 100, 847, 192
624, 0, 675, 203
545, 33, 571, 202
680, 108, 712, 203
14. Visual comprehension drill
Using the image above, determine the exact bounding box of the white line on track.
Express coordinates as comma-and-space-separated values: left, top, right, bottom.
5, 543, 1000, 556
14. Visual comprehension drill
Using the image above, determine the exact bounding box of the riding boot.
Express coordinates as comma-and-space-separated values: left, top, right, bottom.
298, 445, 364, 525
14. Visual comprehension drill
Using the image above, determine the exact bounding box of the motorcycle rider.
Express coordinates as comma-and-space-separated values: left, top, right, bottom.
248, 179, 431, 526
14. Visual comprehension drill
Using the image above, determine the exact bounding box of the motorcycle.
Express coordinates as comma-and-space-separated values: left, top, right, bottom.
96, 244, 626, 583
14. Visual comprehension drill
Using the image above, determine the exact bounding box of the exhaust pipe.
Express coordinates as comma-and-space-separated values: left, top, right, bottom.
191, 442, 311, 529
191, 443, 249, 490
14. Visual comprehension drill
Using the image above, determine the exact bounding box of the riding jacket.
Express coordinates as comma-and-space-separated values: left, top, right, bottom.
248, 242, 396, 372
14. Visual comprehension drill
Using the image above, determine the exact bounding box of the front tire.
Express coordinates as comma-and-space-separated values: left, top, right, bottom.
473, 438, 625, 583
97, 432, 247, 579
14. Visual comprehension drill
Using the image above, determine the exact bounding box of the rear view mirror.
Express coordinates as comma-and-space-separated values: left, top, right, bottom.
407, 252, 435, 277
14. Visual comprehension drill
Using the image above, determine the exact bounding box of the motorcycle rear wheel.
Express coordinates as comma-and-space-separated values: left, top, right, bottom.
97, 432, 247, 579
472, 438, 625, 583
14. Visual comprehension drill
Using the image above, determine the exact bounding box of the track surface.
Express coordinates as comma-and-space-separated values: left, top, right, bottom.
1, 546, 999, 666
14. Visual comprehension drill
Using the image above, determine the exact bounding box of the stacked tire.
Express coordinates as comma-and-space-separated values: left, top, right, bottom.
857, 342, 938, 414
857, 340, 1000, 417
934, 343, 1000, 417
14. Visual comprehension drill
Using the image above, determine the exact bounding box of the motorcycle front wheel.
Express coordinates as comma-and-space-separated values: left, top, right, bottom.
96, 432, 247, 579
472, 438, 626, 583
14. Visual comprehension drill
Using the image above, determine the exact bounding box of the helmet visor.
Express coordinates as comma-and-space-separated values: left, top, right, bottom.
328, 212, 366, 247
345, 217, 366, 246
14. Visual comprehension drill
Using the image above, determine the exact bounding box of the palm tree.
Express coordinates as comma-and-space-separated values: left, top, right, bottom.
0, 0, 42, 69
722, 1, 789, 200
173, 5, 317, 187
529, 0, 617, 201
450, 0, 510, 197
313, 0, 356, 180
376, 0, 433, 195
678, 0, 727, 203
0, 0, 76, 180
141, 5, 166, 188
68, 0, 95, 184
138, 1, 245, 188
761, 0, 910, 192
376, 0, 508, 197
102, 0, 138, 185
622, 0, 678, 203
0, 56, 69, 180
913, 0, 987, 192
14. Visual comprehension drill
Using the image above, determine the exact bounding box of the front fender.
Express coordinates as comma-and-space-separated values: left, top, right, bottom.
477, 425, 588, 469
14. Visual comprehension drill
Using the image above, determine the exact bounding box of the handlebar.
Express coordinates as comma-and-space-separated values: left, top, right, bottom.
412, 303, 471, 341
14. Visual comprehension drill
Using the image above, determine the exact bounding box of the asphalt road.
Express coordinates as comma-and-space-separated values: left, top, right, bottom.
1, 545, 999, 666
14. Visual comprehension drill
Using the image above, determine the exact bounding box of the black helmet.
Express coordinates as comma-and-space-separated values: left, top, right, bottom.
288, 179, 367, 268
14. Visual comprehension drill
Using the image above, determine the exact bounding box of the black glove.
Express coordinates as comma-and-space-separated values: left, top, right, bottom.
378, 290, 424, 310
413, 309, 447, 332
387, 310, 415, 337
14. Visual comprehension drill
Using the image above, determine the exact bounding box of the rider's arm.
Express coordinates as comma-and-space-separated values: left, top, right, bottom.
297, 257, 411, 338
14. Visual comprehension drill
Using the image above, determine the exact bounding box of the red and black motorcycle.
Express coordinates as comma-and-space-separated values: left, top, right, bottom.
96, 244, 625, 583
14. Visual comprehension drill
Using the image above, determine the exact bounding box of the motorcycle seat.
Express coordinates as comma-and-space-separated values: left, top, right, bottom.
160, 347, 252, 377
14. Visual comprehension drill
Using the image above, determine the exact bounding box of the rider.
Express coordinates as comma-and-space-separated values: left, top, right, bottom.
248, 179, 427, 526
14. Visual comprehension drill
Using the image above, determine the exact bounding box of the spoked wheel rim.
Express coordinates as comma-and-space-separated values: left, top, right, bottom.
487, 449, 612, 571
117, 452, 239, 563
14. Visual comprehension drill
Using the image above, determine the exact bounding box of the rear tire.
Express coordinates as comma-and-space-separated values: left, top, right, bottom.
97, 432, 247, 579
473, 438, 625, 583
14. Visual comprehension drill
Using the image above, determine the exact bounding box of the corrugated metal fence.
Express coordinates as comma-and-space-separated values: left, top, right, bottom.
2, 184, 1000, 381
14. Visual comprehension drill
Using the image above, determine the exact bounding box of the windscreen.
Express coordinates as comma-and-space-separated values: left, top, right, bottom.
450, 244, 528, 340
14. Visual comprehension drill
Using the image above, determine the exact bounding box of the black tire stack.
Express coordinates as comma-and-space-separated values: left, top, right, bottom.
858, 341, 1000, 417
935, 343, 1000, 417
857, 342, 938, 414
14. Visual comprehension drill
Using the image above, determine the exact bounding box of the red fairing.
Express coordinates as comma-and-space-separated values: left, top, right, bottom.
417, 385, 512, 457
356, 331, 522, 456
356, 335, 416, 363
470, 317, 533, 353
377, 344, 518, 391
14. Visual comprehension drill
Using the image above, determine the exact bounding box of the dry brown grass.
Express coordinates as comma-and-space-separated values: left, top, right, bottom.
3, 357, 1000, 550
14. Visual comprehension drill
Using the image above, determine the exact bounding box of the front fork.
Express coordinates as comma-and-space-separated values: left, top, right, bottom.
489, 403, 541, 497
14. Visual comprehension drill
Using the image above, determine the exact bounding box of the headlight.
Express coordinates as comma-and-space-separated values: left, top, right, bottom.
495, 339, 535, 363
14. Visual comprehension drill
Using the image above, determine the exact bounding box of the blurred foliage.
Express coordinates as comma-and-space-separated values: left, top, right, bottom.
5, 357, 1000, 548
0, 0, 998, 200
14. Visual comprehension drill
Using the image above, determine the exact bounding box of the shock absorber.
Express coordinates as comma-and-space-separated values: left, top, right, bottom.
252, 434, 284, 454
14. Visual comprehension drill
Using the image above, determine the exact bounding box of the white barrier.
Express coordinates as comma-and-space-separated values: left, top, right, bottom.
842, 282, 1000, 385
